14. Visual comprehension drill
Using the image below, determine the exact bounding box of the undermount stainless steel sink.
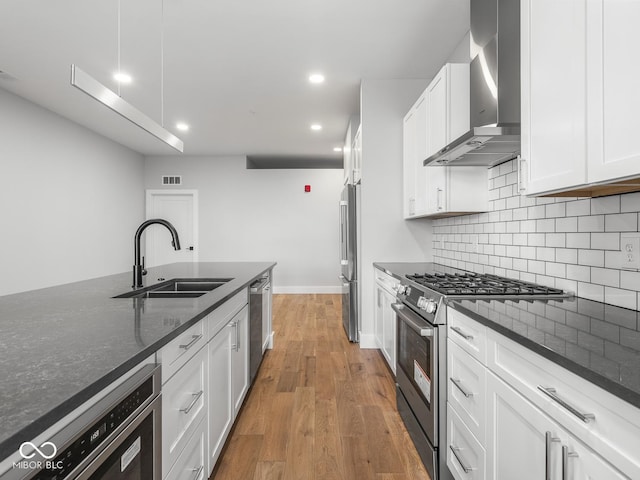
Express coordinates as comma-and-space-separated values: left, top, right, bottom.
114, 278, 233, 299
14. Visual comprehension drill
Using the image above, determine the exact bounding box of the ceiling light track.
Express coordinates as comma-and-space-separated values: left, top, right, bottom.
70, 65, 184, 152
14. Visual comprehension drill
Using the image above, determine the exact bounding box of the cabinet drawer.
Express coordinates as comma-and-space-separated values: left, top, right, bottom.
207, 289, 248, 341
162, 346, 208, 476
448, 339, 486, 444
447, 403, 486, 480
160, 320, 206, 384
447, 307, 487, 364
164, 417, 207, 480
375, 269, 399, 295
487, 329, 640, 479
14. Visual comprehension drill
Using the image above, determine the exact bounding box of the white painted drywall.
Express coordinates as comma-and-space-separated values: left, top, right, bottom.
359, 79, 434, 347
0, 88, 145, 296
143, 156, 344, 293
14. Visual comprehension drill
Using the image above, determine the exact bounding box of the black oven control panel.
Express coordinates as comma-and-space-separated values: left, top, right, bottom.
398, 283, 441, 322
32, 377, 154, 480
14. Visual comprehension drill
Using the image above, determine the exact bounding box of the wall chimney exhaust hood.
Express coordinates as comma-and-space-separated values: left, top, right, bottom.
425, 0, 520, 167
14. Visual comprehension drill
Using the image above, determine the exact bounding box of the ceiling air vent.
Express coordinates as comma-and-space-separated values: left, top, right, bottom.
161, 175, 182, 185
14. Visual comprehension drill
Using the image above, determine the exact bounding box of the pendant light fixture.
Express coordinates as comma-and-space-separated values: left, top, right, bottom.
70, 0, 183, 152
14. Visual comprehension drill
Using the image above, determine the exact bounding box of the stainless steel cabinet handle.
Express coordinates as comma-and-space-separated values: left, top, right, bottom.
562, 445, 578, 480
191, 465, 204, 480
451, 326, 474, 341
537, 386, 595, 423
179, 334, 203, 350
180, 390, 204, 414
229, 321, 238, 350
449, 445, 473, 473
517, 155, 527, 193
545, 431, 561, 480
235, 319, 240, 352
437, 188, 444, 211
450, 378, 473, 398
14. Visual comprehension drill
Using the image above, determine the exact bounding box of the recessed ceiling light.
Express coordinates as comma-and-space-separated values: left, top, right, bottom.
113, 72, 132, 84
309, 73, 325, 84
310, 124, 322, 131
333, 147, 343, 152
176, 122, 189, 132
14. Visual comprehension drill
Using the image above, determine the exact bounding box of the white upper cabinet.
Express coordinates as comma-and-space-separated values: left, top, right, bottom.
403, 63, 489, 219
521, 0, 640, 197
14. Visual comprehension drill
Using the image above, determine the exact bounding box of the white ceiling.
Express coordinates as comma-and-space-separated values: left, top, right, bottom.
0, 0, 469, 157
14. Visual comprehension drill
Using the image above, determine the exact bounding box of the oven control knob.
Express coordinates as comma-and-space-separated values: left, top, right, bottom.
424, 299, 438, 314
397, 284, 407, 295
417, 296, 427, 309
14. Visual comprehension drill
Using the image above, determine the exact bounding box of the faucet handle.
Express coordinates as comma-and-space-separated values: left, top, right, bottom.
142, 256, 147, 276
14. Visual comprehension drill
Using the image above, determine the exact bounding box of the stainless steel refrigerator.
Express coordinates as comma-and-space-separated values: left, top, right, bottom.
339, 184, 359, 342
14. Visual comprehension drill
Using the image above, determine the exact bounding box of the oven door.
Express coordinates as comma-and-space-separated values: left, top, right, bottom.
393, 302, 438, 447
75, 395, 162, 480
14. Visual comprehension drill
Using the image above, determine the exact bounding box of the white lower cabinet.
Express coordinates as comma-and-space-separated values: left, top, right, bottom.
164, 417, 207, 480
207, 320, 233, 471
231, 305, 249, 416
162, 346, 208, 477
160, 286, 254, 479
374, 269, 399, 374
446, 307, 636, 480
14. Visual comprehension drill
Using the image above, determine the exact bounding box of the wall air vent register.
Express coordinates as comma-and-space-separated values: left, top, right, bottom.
161, 175, 182, 185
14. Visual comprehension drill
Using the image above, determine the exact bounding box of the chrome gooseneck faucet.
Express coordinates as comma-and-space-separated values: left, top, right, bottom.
133, 218, 181, 288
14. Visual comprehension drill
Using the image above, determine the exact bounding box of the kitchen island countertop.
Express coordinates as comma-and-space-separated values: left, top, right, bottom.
0, 261, 275, 460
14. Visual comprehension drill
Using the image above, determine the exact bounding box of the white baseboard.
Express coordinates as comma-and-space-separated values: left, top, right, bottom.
358, 333, 377, 349
273, 286, 342, 294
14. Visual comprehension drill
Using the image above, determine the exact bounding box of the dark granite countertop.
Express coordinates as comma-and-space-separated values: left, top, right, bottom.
0, 261, 275, 459
447, 297, 640, 409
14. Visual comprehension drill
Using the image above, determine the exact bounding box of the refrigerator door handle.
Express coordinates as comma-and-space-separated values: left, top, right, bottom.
339, 275, 349, 286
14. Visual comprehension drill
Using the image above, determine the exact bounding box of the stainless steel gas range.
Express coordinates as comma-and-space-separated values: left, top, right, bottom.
392, 266, 568, 480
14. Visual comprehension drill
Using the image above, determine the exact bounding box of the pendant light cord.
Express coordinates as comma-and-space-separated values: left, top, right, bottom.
117, 0, 121, 97
161, 0, 165, 127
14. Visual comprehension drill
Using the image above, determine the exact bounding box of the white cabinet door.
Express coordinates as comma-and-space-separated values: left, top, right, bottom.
521, 0, 588, 195
207, 321, 233, 475
586, 0, 640, 183
565, 434, 628, 480
486, 371, 565, 480
231, 305, 249, 415
381, 286, 396, 375
425, 66, 449, 216
403, 93, 428, 218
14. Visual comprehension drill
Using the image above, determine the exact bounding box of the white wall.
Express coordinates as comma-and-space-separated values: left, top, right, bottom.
0, 88, 145, 296
144, 156, 344, 292
359, 79, 434, 347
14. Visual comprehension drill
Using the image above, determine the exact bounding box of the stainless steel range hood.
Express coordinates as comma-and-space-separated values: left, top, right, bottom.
425, 0, 520, 167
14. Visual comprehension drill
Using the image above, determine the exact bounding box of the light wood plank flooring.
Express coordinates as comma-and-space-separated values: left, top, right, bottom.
211, 294, 430, 480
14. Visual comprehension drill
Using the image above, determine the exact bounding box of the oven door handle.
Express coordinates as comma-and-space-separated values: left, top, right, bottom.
392, 303, 433, 337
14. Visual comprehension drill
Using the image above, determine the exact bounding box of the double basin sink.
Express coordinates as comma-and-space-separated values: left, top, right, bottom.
114, 278, 233, 299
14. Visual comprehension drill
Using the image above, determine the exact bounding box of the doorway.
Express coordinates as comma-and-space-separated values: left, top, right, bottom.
145, 190, 198, 267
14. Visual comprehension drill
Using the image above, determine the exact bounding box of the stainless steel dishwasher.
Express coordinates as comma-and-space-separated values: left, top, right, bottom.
249, 276, 270, 383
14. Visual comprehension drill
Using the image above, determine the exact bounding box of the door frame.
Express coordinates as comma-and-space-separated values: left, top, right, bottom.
145, 189, 199, 263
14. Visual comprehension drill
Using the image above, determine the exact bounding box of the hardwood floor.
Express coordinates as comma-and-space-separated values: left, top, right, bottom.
211, 294, 430, 480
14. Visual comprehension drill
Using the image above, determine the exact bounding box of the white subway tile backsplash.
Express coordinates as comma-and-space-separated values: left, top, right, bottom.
621, 270, 640, 290
432, 158, 640, 310
621, 192, 640, 212
591, 196, 620, 215
536, 219, 556, 233
578, 215, 605, 232
578, 249, 605, 267
604, 287, 637, 310
591, 232, 620, 251
556, 217, 578, 233
566, 233, 591, 249
605, 213, 638, 232
590, 267, 620, 288
546, 203, 566, 218
566, 199, 591, 217
556, 248, 578, 264
546, 233, 566, 248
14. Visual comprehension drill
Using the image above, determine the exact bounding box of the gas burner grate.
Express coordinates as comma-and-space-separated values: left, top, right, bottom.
405, 272, 565, 296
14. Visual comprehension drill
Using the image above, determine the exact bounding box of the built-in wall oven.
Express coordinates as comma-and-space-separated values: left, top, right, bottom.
3, 364, 161, 480
394, 267, 568, 480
